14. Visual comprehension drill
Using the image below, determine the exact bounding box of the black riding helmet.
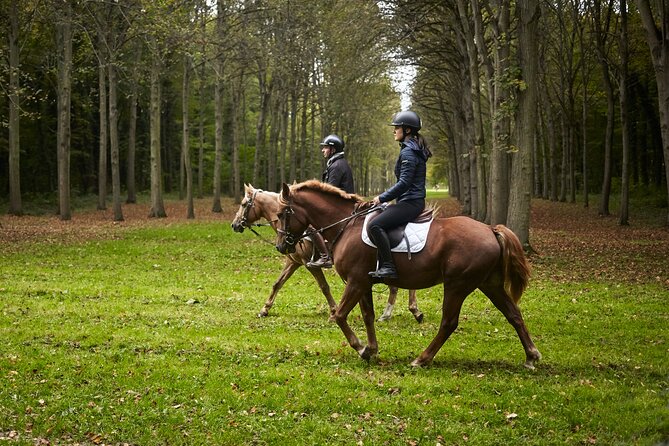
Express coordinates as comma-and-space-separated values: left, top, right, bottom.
320, 134, 345, 153
390, 110, 421, 132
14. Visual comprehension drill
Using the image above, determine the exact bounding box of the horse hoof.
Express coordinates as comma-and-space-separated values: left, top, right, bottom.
328, 315, 336, 323
410, 358, 429, 368
414, 313, 424, 324
378, 314, 390, 322
257, 309, 269, 318
524, 349, 542, 369
359, 346, 377, 361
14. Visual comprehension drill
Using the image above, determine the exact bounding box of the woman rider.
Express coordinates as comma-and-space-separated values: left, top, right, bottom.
368, 110, 431, 280
306, 134, 355, 268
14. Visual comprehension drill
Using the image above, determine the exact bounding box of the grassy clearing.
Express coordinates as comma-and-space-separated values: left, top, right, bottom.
0, 200, 667, 445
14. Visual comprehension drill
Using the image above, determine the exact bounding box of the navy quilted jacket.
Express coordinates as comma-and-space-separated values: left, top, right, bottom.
379, 138, 429, 203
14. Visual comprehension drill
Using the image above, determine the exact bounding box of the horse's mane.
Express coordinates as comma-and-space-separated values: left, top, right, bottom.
279, 179, 364, 204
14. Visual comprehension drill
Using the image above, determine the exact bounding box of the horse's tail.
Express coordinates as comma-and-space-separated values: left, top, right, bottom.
493, 225, 531, 304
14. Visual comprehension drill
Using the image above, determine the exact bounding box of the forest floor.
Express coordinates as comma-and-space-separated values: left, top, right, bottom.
1, 195, 668, 288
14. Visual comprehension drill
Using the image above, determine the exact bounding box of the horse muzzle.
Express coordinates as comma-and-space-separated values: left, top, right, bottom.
275, 241, 295, 255
231, 221, 245, 233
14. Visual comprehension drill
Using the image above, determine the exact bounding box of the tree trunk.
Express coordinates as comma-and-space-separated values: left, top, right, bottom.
212, 59, 223, 213
635, 0, 669, 226
508, 0, 540, 248
97, 32, 108, 211
183, 54, 195, 219
593, 0, 615, 216
56, 1, 73, 221
126, 45, 141, 204
488, 0, 511, 225
231, 71, 242, 203
198, 53, 205, 199
618, 0, 630, 225
212, 0, 226, 213
8, 0, 21, 215
148, 51, 166, 218
289, 90, 298, 182
108, 60, 123, 221
457, 0, 486, 221
559, 115, 568, 202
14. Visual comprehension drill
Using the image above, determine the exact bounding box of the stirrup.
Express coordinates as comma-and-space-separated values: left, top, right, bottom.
307, 255, 333, 269
368, 265, 398, 279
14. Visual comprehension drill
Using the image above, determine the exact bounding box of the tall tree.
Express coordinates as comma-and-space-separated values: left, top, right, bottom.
56, 0, 73, 220
148, 43, 166, 218
7, 0, 21, 215
508, 0, 541, 247
635, 0, 669, 225
96, 28, 108, 210
619, 0, 630, 225
182, 53, 195, 219
592, 0, 617, 216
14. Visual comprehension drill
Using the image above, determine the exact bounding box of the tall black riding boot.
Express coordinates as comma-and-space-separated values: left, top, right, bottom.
306, 232, 333, 268
368, 226, 398, 280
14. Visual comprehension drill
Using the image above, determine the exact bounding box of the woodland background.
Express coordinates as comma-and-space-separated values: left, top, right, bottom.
1, 0, 669, 247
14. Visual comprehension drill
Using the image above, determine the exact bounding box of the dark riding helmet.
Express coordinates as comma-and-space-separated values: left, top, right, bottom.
390, 110, 421, 132
319, 134, 345, 153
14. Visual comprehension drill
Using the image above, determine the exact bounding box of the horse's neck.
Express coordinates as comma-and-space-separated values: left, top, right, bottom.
302, 196, 355, 230
257, 194, 281, 223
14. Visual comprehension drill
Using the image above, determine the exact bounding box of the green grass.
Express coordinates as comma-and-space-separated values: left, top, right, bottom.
1, 220, 667, 445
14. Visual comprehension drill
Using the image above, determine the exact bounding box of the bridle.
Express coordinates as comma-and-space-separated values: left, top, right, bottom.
277, 195, 385, 251
276, 195, 307, 249
237, 189, 275, 244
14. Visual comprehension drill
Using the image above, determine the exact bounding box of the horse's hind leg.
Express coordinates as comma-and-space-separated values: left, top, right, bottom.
480, 283, 542, 369
259, 259, 300, 318
378, 286, 398, 321
411, 282, 473, 367
408, 289, 423, 323
305, 266, 337, 321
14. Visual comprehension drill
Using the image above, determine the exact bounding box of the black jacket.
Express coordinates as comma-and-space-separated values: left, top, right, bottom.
323, 152, 355, 193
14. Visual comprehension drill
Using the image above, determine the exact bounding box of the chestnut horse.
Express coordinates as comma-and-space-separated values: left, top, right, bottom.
232, 184, 423, 322
275, 180, 542, 368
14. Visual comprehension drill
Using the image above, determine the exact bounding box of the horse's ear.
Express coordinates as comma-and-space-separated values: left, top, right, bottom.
281, 182, 291, 199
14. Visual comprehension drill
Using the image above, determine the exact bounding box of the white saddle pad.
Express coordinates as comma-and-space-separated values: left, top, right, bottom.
361, 213, 432, 253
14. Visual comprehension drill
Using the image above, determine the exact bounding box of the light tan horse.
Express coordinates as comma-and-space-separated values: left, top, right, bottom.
275, 180, 541, 368
232, 184, 423, 322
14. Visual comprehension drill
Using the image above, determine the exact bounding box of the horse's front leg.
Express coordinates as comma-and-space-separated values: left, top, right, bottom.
357, 286, 378, 360
305, 265, 337, 322
259, 258, 300, 317
334, 283, 376, 360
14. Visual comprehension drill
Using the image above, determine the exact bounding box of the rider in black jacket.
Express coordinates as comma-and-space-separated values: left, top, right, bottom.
368, 111, 431, 280
307, 134, 355, 268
